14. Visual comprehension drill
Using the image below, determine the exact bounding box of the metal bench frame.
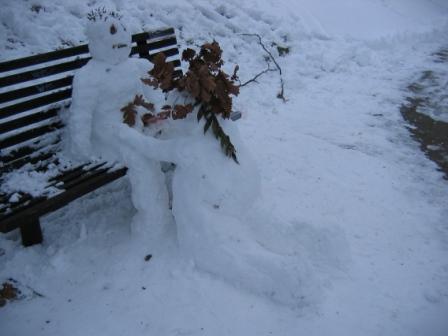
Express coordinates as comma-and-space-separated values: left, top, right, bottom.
0, 28, 181, 247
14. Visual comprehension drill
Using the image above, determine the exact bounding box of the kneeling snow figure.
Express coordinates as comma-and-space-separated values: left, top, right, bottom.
120, 115, 310, 307
68, 11, 170, 239
69, 10, 308, 307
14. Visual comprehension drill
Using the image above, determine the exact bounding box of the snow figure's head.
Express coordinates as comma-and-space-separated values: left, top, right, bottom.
86, 9, 131, 65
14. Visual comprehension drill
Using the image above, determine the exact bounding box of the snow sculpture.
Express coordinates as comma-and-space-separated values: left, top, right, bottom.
69, 10, 306, 306
118, 113, 308, 307
68, 11, 170, 240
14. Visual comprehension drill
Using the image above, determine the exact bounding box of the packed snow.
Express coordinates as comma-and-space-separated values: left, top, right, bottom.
1, 0, 448, 335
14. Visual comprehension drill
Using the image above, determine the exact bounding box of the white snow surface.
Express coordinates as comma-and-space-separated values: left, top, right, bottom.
1, 1, 448, 335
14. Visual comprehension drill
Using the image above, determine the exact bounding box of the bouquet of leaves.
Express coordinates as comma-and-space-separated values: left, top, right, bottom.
121, 41, 240, 163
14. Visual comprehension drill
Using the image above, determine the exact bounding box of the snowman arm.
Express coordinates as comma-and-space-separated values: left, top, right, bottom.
117, 124, 185, 164
68, 71, 96, 158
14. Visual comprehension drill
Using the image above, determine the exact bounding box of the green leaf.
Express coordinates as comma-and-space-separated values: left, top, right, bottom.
220, 136, 226, 149
211, 117, 220, 135
197, 106, 204, 121
204, 117, 213, 134
231, 152, 239, 164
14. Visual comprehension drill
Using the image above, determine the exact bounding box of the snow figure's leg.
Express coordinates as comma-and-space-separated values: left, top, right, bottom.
122, 150, 171, 243
172, 181, 313, 308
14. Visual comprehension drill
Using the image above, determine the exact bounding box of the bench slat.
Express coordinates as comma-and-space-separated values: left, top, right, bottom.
62, 165, 111, 190
147, 37, 178, 52
47, 164, 89, 183
1, 192, 34, 214
1, 146, 59, 174
0, 107, 59, 134
1, 162, 95, 214
1, 145, 41, 165
47, 162, 107, 188
1, 163, 103, 214
0, 45, 89, 74
1, 137, 59, 164
0, 121, 63, 150
0, 76, 73, 105
5, 152, 56, 171
131, 45, 180, 59
149, 47, 180, 60
0, 89, 71, 120
0, 59, 89, 89
133, 28, 175, 42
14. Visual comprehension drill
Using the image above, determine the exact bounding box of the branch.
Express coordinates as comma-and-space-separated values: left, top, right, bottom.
201, 105, 238, 163
240, 62, 276, 87
241, 33, 286, 102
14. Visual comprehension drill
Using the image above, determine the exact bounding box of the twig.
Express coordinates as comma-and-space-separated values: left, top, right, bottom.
240, 63, 276, 87
7, 278, 45, 298
241, 33, 286, 102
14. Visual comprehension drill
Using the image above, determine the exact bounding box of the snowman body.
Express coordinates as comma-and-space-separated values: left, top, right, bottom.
68, 16, 170, 239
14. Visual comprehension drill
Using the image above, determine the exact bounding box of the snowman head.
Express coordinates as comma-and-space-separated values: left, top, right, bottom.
86, 9, 132, 65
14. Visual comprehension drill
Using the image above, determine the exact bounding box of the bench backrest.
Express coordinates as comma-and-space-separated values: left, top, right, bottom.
0, 28, 181, 174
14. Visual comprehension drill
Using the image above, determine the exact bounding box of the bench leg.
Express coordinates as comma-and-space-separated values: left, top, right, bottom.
20, 218, 43, 247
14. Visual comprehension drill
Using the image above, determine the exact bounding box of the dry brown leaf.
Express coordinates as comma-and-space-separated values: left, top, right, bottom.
120, 102, 137, 127
141, 77, 158, 89
182, 48, 196, 61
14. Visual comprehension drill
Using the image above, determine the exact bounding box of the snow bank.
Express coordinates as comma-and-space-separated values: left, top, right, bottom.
1, 0, 448, 61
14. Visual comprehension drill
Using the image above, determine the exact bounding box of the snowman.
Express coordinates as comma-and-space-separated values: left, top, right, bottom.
68, 11, 171, 241
117, 109, 311, 307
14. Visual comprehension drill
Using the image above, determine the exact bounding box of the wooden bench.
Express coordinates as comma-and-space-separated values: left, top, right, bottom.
0, 28, 183, 247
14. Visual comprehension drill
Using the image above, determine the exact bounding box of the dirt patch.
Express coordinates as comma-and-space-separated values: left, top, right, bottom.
401, 50, 448, 180
0, 281, 20, 308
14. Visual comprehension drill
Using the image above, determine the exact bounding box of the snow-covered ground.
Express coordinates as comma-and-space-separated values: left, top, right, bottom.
1, 1, 448, 335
